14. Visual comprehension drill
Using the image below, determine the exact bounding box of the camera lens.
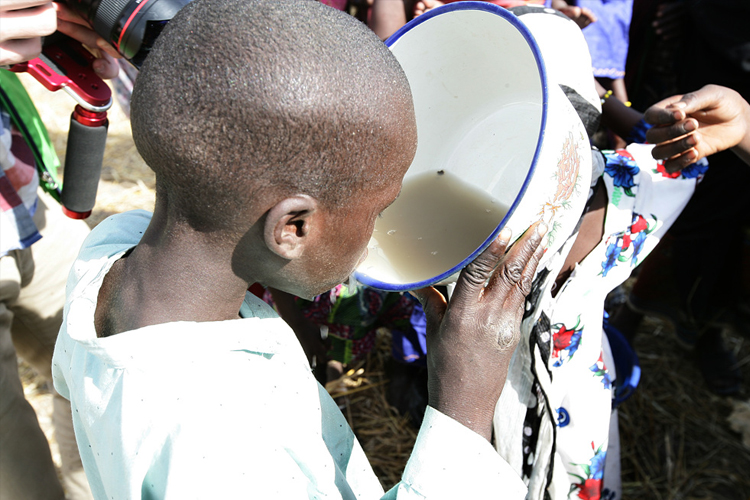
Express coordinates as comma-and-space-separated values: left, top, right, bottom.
65, 0, 193, 67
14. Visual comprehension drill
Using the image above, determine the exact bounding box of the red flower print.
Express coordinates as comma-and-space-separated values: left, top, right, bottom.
577, 478, 602, 500
656, 161, 681, 179
630, 215, 648, 234
554, 326, 574, 351
621, 234, 631, 250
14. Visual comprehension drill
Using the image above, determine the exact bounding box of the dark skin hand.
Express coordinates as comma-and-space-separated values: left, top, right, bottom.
412, 221, 546, 441
645, 85, 750, 170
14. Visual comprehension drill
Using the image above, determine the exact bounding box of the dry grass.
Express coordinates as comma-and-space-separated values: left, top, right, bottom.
618, 315, 750, 500
17, 73, 750, 498
327, 330, 417, 490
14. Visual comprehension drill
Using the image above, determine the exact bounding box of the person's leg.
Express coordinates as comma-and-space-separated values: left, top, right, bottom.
9, 190, 93, 500
0, 251, 66, 500
610, 78, 628, 104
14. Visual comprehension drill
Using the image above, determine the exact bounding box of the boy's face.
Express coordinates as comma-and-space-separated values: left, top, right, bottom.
273, 137, 415, 300
259, 92, 417, 300
291, 166, 409, 299
315, 176, 405, 293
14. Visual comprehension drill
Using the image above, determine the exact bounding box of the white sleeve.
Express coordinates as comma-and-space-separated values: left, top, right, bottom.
383, 406, 527, 499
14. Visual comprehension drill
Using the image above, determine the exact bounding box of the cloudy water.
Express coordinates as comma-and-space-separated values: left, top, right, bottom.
361, 170, 509, 285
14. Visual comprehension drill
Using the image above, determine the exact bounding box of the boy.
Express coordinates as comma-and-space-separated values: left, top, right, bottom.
52, 0, 545, 497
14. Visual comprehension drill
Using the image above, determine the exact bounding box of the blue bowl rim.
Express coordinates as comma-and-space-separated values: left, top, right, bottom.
354, 1, 549, 292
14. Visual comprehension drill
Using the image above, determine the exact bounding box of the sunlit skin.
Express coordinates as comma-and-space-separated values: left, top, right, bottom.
645, 85, 750, 170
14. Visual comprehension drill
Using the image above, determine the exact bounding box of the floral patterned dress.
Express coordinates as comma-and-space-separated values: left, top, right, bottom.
263, 285, 426, 365
493, 143, 706, 500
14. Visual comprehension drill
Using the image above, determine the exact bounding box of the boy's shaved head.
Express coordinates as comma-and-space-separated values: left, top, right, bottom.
131, 0, 416, 232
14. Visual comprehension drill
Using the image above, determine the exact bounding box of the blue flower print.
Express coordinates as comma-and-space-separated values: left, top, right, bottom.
601, 241, 621, 277
604, 150, 640, 196
630, 230, 648, 266
552, 319, 584, 367
557, 407, 571, 427
590, 354, 612, 390
589, 446, 606, 480
680, 158, 709, 179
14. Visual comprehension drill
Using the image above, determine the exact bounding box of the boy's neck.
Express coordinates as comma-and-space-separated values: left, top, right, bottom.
94, 209, 252, 338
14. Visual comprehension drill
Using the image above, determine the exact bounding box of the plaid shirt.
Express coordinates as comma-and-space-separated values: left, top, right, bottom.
0, 106, 41, 256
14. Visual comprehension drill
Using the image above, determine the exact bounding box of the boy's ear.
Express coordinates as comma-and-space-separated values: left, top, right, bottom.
264, 195, 320, 260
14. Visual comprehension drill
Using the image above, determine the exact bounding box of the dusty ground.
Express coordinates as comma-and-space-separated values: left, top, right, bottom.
17, 73, 750, 499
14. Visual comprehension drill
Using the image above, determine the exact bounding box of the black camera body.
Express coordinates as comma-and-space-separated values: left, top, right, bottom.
66, 0, 192, 68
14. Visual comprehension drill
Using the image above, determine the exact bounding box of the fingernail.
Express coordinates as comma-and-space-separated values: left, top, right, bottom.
536, 222, 548, 237
683, 120, 696, 132
93, 60, 105, 75
686, 135, 697, 146
498, 227, 512, 241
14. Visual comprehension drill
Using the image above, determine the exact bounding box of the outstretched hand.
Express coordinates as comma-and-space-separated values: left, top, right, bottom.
412, 222, 546, 441
645, 85, 750, 171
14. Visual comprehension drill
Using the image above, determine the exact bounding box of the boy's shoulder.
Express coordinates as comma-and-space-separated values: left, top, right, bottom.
65, 210, 152, 302
81, 210, 153, 258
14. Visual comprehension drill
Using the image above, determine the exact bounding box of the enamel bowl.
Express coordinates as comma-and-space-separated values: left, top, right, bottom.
354, 3, 592, 291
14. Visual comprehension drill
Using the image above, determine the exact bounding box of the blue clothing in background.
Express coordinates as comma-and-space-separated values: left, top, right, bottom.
577, 0, 634, 78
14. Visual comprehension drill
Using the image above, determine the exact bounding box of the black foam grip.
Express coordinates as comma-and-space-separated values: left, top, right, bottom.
61, 116, 108, 214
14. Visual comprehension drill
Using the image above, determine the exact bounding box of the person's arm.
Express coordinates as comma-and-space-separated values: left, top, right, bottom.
595, 79, 648, 144
369, 0, 409, 41
412, 222, 545, 441
551, 0, 597, 29
644, 84, 750, 170
375, 224, 545, 499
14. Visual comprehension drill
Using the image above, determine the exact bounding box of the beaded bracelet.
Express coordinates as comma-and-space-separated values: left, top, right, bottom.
600, 89, 632, 107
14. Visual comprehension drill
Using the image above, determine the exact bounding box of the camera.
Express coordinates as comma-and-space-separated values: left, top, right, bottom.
65, 0, 193, 67
9, 0, 191, 218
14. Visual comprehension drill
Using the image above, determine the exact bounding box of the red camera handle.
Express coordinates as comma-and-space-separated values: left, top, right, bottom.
10, 36, 112, 219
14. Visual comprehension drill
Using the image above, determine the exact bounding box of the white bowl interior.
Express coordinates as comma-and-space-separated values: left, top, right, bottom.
355, 5, 545, 290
